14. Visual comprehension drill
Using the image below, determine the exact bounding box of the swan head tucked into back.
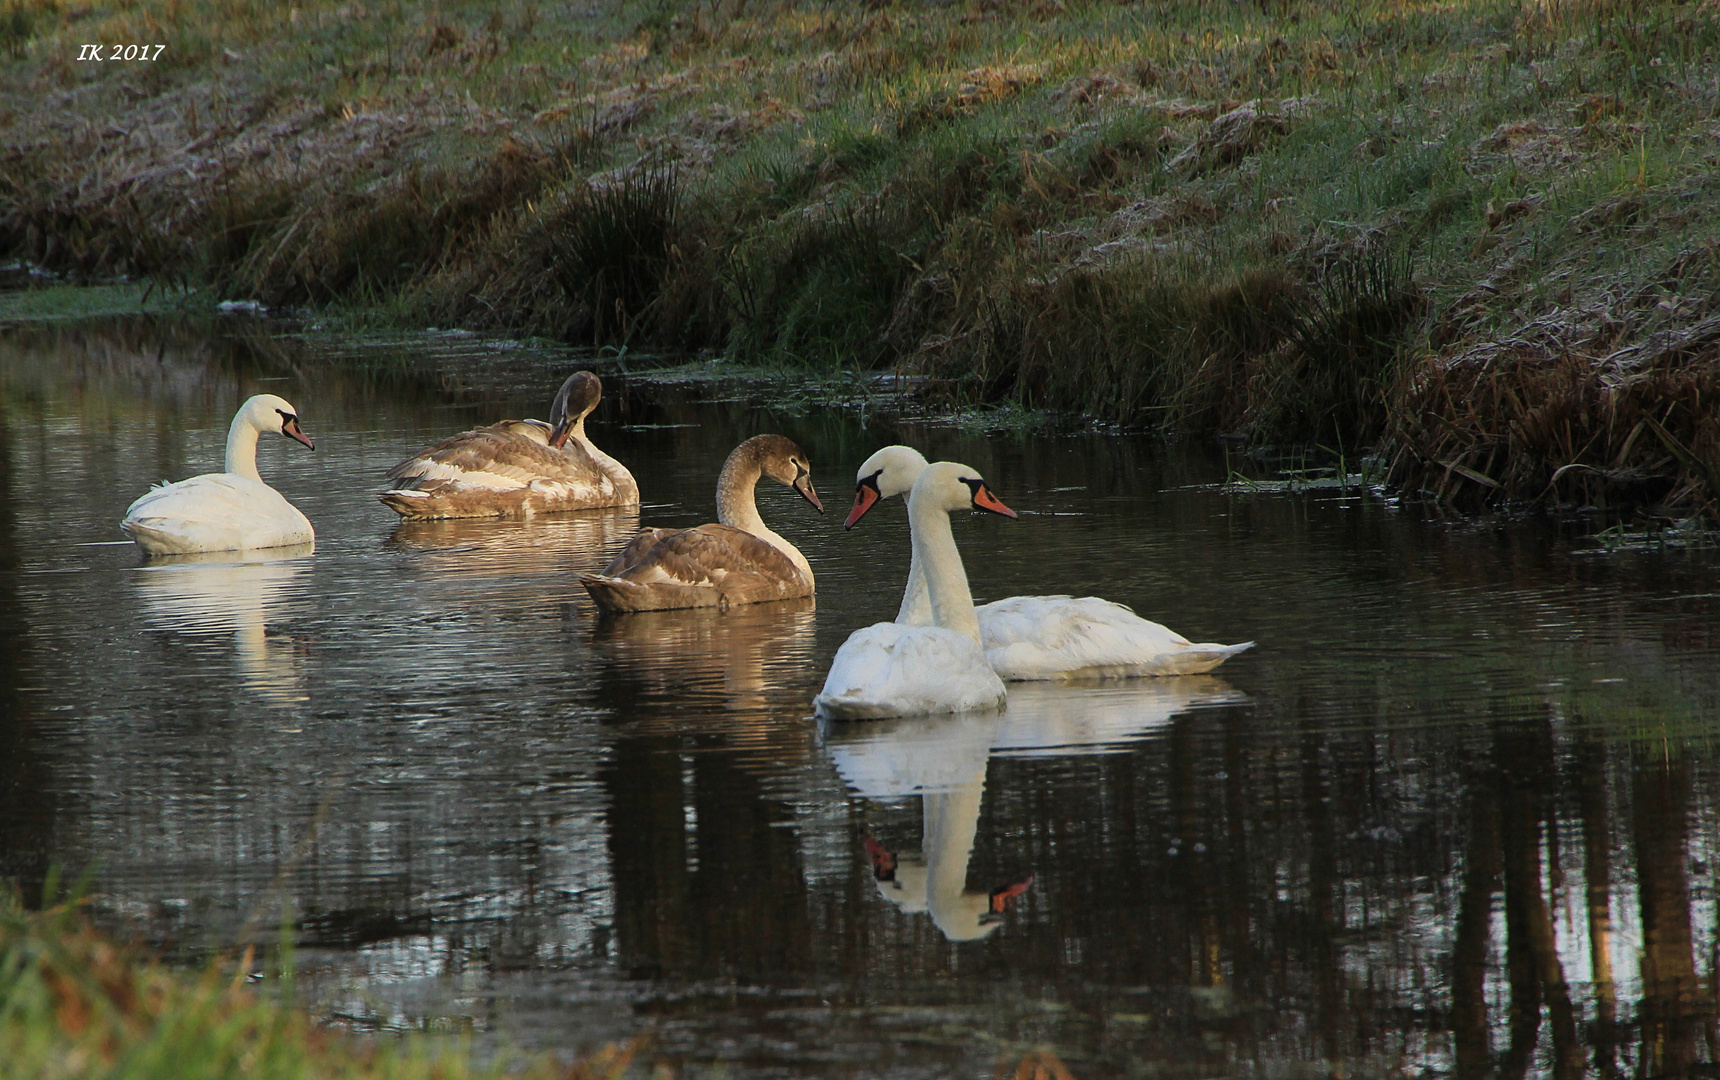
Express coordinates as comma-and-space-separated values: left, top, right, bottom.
243, 394, 315, 451
845, 444, 928, 529
907, 460, 1016, 520
546, 371, 603, 448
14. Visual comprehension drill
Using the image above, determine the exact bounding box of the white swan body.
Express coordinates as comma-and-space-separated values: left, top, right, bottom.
846, 445, 1253, 680
815, 461, 1014, 720
121, 394, 316, 555
813, 621, 1001, 721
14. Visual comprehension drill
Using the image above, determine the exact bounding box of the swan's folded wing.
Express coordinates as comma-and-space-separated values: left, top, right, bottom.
599, 527, 681, 576
123, 473, 311, 554
603, 524, 807, 590
978, 595, 1248, 680
385, 425, 610, 492
125, 473, 276, 524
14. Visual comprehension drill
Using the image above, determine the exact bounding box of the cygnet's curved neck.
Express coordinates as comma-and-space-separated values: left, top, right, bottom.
716, 446, 812, 584
225, 408, 264, 481
567, 425, 639, 501
716, 446, 765, 533
907, 492, 980, 643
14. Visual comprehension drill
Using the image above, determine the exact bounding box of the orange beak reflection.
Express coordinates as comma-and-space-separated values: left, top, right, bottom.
989, 875, 1034, 913
844, 484, 881, 530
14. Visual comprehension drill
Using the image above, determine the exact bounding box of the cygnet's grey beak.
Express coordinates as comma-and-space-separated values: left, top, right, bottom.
794, 472, 824, 513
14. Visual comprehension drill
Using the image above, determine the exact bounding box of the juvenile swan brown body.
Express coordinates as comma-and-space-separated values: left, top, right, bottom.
380, 371, 638, 519
582, 435, 823, 612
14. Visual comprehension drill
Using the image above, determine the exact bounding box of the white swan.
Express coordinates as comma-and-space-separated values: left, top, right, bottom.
121, 394, 316, 555
814, 461, 1015, 720
845, 445, 1253, 680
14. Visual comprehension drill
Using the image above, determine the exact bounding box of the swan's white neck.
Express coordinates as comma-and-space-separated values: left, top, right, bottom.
907, 490, 980, 643
717, 450, 813, 584
879, 451, 932, 625
224, 408, 265, 481
896, 557, 932, 625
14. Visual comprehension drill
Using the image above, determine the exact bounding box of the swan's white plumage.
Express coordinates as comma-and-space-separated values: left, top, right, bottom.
978, 594, 1253, 679
849, 445, 1252, 680
124, 474, 313, 555
121, 394, 315, 556
815, 622, 1005, 721
815, 461, 1010, 721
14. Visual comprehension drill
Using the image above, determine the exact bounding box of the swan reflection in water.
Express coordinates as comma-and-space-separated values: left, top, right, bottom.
590, 598, 818, 717
386, 508, 640, 603
825, 676, 1246, 942
133, 544, 316, 705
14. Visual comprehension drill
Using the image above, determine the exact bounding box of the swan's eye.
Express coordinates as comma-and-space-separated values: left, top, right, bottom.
857, 469, 882, 493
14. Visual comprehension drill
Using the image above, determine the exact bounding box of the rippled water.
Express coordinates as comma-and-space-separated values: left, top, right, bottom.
4, 318, 1720, 1079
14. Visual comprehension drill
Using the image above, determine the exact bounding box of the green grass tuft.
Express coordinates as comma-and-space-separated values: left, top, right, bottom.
0, 880, 641, 1080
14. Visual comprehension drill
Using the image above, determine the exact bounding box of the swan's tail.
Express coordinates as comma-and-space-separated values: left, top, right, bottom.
120, 519, 193, 556
1163, 640, 1254, 675
812, 693, 910, 722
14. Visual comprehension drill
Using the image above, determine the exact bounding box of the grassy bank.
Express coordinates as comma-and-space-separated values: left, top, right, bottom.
0, 884, 638, 1079
2, 0, 1718, 515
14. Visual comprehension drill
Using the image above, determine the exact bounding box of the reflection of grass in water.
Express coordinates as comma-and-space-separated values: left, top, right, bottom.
0, 284, 186, 323
0, 876, 640, 1080
1586, 518, 1718, 552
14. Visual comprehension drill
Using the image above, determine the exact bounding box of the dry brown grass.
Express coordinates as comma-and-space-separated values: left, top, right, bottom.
4, 0, 1720, 513
1389, 306, 1720, 516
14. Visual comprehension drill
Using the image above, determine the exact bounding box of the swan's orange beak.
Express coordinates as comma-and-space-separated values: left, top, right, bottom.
282, 416, 315, 450
971, 483, 1015, 519
845, 483, 880, 530
547, 417, 574, 448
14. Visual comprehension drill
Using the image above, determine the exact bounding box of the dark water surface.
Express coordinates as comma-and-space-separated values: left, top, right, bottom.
3, 319, 1720, 1079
